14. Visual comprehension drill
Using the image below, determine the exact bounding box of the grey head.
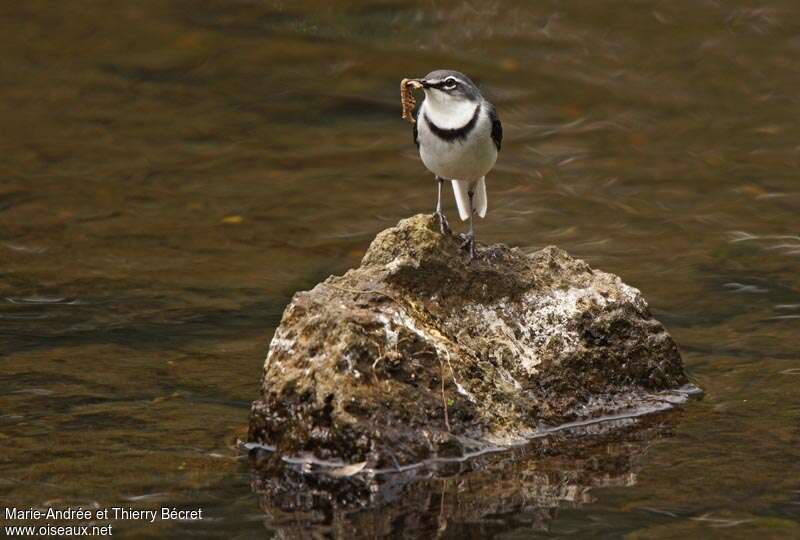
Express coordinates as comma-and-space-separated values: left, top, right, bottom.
419, 69, 482, 102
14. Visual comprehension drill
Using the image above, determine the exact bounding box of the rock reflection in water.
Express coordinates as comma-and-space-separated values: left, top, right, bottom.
250, 414, 676, 538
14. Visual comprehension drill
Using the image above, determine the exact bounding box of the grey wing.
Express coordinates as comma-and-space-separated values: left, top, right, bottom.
489, 104, 502, 151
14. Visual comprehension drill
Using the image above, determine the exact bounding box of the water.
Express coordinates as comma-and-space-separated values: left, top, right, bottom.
1, 1, 799, 537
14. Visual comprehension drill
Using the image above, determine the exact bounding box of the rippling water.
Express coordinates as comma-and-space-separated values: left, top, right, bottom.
1, 1, 799, 538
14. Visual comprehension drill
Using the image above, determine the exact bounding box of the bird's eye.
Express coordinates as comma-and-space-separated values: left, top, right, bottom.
444, 77, 457, 89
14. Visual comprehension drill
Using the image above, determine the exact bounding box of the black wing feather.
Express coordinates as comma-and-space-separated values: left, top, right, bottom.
489, 103, 502, 151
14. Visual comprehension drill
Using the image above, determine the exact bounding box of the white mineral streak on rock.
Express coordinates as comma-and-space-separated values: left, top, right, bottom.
454, 381, 476, 402
386, 256, 413, 272
386, 305, 478, 403
391, 307, 442, 353
269, 337, 295, 354
266, 333, 295, 366
343, 351, 356, 372
375, 313, 399, 349
614, 278, 646, 310
497, 366, 522, 390
473, 303, 538, 377
459, 286, 611, 376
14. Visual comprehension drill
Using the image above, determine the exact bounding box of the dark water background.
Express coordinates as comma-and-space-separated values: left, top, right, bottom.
1, 1, 799, 538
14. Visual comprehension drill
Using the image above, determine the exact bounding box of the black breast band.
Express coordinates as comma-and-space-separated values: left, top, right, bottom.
423, 104, 481, 143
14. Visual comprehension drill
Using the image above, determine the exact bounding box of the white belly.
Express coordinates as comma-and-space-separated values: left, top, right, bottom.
417, 105, 497, 181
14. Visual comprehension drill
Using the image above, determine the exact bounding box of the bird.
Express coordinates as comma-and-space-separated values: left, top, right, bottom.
410, 69, 502, 259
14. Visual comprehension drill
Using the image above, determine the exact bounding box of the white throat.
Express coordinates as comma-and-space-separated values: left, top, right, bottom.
422, 94, 479, 129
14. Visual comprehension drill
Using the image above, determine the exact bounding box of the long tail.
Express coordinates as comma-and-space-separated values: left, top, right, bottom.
474, 176, 487, 218
452, 177, 488, 221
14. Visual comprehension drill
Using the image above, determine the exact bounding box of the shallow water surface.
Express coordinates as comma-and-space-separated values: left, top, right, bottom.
1, 1, 799, 538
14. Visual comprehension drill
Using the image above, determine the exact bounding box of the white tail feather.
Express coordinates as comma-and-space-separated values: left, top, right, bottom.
474, 176, 487, 218
452, 180, 471, 221
451, 178, 488, 221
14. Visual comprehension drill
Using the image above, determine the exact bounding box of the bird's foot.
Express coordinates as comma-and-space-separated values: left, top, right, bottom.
459, 232, 478, 261
433, 210, 451, 235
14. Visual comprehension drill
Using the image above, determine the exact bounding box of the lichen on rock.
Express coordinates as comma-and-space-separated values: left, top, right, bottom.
248, 214, 691, 469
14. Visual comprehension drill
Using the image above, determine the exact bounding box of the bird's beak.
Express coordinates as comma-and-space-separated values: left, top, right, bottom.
408, 78, 436, 89
404, 78, 426, 90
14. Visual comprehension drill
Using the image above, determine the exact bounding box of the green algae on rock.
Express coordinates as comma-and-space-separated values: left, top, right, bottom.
248, 214, 691, 469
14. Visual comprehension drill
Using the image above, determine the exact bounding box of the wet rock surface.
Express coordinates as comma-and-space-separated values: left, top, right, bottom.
248, 214, 690, 470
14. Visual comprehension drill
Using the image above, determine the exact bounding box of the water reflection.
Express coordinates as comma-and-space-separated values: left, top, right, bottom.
251, 416, 674, 539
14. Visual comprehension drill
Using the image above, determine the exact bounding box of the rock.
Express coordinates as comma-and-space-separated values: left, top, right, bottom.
248, 214, 691, 469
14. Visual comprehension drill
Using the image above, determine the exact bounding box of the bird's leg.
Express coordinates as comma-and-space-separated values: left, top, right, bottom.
460, 189, 477, 260
433, 176, 451, 235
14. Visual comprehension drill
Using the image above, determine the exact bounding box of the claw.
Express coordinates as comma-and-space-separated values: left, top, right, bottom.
434, 211, 451, 235
459, 232, 478, 261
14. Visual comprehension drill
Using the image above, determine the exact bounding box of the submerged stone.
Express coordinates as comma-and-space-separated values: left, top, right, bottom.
248, 214, 691, 469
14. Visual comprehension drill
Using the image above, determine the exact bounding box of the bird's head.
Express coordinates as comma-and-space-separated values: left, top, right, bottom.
415, 70, 481, 109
